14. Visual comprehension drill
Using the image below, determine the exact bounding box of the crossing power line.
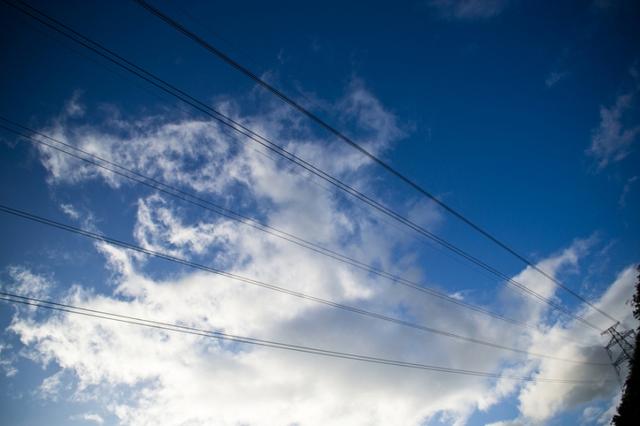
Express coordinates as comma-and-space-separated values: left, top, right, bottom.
131, 0, 620, 326
0, 203, 605, 365
1, 0, 604, 332
0, 292, 615, 383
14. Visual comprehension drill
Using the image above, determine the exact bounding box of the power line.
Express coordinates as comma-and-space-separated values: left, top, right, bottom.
0, 203, 604, 364
0, 292, 614, 384
1, 0, 603, 332
131, 0, 619, 325
0, 121, 596, 347
0, 117, 554, 336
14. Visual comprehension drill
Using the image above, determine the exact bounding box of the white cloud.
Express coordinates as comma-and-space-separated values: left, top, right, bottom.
582, 405, 601, 423
4, 265, 52, 299
3, 87, 636, 425
493, 265, 639, 425
485, 420, 524, 426
70, 412, 105, 425
587, 92, 640, 169
495, 236, 595, 326
7, 267, 502, 424
133, 194, 232, 258
428, 0, 509, 20
39, 370, 65, 401
60, 203, 81, 220
618, 175, 637, 208
35, 116, 241, 192
596, 394, 621, 424
6, 237, 631, 425
65, 90, 86, 118
0, 341, 18, 377
581, 402, 617, 425
407, 198, 444, 231
545, 71, 569, 88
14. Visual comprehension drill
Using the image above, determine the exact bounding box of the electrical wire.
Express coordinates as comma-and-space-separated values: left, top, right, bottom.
0, 203, 605, 364
1, 0, 604, 332
0, 292, 614, 383
131, 0, 620, 325
0, 117, 554, 335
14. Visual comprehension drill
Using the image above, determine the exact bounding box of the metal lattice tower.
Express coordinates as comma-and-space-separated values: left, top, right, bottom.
602, 322, 636, 383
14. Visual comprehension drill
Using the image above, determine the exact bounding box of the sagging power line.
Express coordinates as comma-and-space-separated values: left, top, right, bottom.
0, 203, 606, 365
131, 0, 619, 326
1, 0, 604, 332
0, 292, 615, 383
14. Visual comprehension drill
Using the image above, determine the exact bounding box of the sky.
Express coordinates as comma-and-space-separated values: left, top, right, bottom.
0, 0, 639, 425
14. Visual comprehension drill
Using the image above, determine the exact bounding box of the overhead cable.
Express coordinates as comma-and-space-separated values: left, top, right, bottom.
131, 0, 619, 325
0, 292, 614, 382
0, 203, 604, 364
0, 117, 554, 335
1, 0, 605, 331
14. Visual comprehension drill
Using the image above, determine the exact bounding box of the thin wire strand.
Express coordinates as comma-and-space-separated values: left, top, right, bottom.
0, 293, 614, 383
0, 204, 604, 363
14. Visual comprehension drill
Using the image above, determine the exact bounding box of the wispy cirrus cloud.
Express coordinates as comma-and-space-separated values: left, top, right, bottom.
427, 0, 509, 20
587, 91, 640, 169
545, 70, 569, 88
70, 413, 105, 425
618, 175, 638, 207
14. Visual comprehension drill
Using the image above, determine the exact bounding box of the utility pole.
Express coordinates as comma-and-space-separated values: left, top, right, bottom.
602, 322, 636, 384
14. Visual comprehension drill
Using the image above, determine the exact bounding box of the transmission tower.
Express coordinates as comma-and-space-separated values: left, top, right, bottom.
602, 322, 636, 383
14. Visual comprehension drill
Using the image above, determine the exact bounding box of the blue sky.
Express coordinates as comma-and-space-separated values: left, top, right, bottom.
0, 0, 639, 425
